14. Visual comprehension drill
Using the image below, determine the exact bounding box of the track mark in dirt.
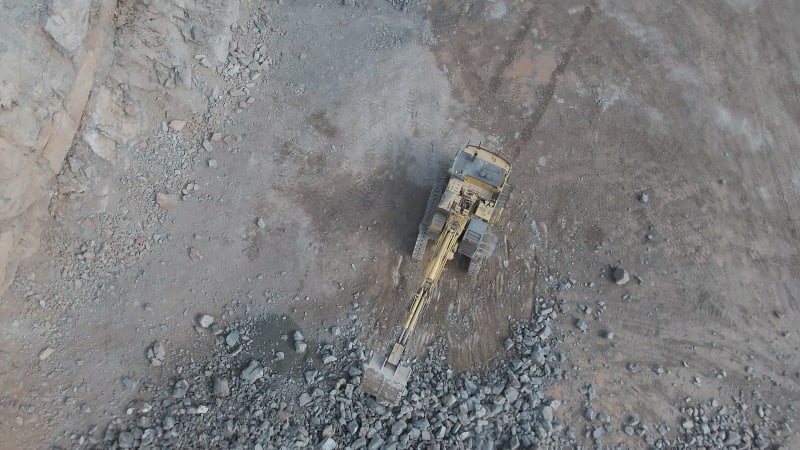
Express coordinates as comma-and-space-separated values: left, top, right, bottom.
308, 110, 339, 139
487, 4, 540, 95
766, 144, 800, 237
681, 287, 732, 326
512, 2, 596, 159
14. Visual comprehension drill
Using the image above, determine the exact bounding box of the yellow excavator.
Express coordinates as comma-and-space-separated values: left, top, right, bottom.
363, 145, 512, 405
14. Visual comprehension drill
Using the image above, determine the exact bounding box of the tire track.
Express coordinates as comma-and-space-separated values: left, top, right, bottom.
512, 2, 596, 159
487, 4, 541, 96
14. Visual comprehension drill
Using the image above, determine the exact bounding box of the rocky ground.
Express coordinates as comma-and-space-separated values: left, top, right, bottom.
0, 0, 799, 449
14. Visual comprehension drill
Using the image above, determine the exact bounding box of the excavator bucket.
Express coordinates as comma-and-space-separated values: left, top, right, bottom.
363, 343, 411, 405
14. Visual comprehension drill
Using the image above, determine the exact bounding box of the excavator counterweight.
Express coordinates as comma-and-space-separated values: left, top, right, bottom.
363, 145, 512, 405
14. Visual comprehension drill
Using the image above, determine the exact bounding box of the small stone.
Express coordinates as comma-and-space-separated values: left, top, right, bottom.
725, 431, 741, 446
121, 377, 137, 390
503, 338, 514, 351
464, 378, 478, 393
208, 159, 218, 168
293, 330, 305, 341
189, 247, 203, 260
156, 192, 179, 210
162, 416, 175, 430
140, 429, 155, 446
274, 351, 285, 361
226, 330, 240, 347
575, 319, 588, 332
592, 427, 604, 439
330, 326, 341, 336
603, 330, 614, 340
39, 347, 55, 361
318, 437, 337, 450
298, 392, 313, 406
639, 193, 649, 203
304, 369, 317, 384
367, 437, 384, 450
241, 360, 264, 383
257, 217, 266, 229
169, 120, 187, 132
213, 378, 230, 397
613, 267, 630, 285
152, 341, 166, 360
172, 380, 189, 399
542, 406, 554, 427
682, 419, 694, 430
117, 431, 135, 448
504, 386, 519, 403
295, 341, 308, 353
322, 354, 337, 364
199, 315, 214, 328
391, 420, 407, 435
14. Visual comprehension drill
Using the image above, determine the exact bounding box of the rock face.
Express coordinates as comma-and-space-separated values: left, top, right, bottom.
0, 0, 116, 300
44, 0, 92, 57
0, 0, 240, 302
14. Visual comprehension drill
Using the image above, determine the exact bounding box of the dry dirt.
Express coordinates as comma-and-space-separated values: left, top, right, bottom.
1, 0, 799, 448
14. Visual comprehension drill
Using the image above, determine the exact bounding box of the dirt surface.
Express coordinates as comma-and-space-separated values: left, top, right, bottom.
0, 0, 799, 448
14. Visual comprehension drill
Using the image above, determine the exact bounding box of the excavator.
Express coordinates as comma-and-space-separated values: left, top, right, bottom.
363, 144, 512, 405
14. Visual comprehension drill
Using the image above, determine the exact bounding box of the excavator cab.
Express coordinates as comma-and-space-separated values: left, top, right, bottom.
363, 145, 512, 405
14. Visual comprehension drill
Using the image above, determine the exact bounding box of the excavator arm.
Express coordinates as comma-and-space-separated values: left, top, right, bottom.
363, 207, 472, 405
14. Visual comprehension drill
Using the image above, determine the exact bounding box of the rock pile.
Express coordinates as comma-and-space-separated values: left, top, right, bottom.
81, 298, 574, 449
61, 291, 790, 450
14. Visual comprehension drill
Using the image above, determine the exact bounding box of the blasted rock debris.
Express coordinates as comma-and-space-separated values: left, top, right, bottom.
89, 298, 588, 449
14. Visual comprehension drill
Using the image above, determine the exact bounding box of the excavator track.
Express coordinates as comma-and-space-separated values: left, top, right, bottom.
413, 169, 449, 261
